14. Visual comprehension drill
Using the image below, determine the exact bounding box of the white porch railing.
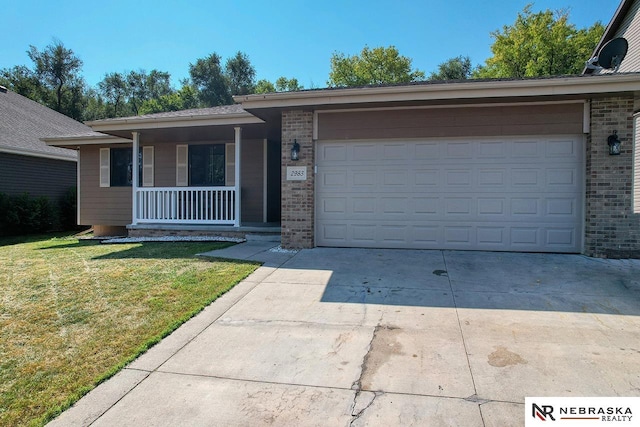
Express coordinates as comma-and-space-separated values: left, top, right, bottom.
135, 187, 236, 224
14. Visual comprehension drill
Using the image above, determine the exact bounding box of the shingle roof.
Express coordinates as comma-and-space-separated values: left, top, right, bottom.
0, 87, 85, 160
87, 103, 247, 125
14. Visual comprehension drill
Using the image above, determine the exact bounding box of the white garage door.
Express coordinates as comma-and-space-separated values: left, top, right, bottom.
316, 136, 584, 252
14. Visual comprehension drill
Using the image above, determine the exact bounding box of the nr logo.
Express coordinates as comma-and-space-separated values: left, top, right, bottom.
532, 403, 556, 421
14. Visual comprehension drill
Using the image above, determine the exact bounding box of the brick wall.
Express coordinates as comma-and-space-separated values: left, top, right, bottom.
281, 110, 315, 249
585, 95, 640, 258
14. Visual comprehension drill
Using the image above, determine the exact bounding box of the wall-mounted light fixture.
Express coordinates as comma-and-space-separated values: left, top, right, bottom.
291, 139, 300, 161
608, 131, 621, 155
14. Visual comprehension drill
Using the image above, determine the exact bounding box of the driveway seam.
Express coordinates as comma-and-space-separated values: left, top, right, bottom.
441, 250, 486, 427
135, 368, 524, 405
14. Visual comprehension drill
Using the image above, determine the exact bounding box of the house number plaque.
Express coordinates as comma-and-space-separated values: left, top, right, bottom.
286, 166, 307, 181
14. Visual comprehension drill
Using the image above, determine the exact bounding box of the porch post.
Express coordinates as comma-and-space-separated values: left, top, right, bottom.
234, 126, 241, 227
132, 131, 139, 225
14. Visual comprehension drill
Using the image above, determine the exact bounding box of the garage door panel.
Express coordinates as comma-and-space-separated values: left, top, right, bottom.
446, 142, 473, 158
478, 141, 508, 158
546, 168, 577, 187
414, 170, 440, 186
478, 169, 507, 186
546, 139, 577, 157
317, 136, 583, 252
414, 142, 439, 159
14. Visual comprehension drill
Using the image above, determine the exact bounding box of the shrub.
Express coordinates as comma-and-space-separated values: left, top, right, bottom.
59, 187, 78, 230
0, 192, 61, 236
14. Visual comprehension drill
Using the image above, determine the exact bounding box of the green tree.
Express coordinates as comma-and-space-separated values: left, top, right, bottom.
98, 72, 129, 117
27, 40, 85, 117
225, 51, 256, 96
138, 83, 199, 115
475, 4, 604, 78
189, 53, 232, 107
254, 79, 276, 94
275, 76, 303, 92
254, 77, 302, 94
429, 56, 474, 80
126, 69, 173, 114
327, 45, 425, 87
83, 88, 109, 121
0, 65, 43, 100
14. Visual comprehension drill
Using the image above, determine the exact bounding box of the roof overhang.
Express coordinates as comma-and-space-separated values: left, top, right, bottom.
235, 74, 640, 114
86, 111, 264, 133
43, 134, 132, 148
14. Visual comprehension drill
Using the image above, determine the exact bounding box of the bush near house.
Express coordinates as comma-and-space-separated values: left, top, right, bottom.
0, 188, 79, 236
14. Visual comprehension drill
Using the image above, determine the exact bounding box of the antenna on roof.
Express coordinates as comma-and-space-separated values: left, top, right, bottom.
585, 37, 629, 73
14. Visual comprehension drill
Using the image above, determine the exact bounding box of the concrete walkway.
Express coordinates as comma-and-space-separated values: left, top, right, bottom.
49, 245, 640, 426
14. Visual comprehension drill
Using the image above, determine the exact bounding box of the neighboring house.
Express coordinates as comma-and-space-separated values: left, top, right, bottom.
583, 0, 640, 75
0, 86, 83, 202
47, 1, 640, 258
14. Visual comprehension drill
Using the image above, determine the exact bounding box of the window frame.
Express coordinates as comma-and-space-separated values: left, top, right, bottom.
188, 144, 226, 187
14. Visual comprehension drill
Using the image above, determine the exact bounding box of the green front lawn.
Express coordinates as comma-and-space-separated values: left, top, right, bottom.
0, 234, 258, 427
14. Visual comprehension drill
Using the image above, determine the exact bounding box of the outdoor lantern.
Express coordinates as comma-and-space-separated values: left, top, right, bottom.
608, 131, 621, 155
291, 139, 300, 161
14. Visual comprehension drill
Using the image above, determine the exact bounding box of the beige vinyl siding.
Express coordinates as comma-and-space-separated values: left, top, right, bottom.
240, 139, 264, 222
79, 145, 132, 226
317, 104, 585, 140
154, 143, 176, 187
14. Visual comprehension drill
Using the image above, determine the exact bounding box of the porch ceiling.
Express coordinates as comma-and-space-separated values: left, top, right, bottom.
104, 122, 280, 144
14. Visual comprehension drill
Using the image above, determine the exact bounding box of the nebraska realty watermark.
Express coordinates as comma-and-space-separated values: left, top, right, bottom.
525, 397, 639, 425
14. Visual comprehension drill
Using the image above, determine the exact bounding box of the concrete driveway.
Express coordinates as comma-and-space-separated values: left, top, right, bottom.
49, 245, 640, 426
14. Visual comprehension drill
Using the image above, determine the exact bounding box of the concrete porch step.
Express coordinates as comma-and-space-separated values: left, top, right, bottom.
245, 234, 281, 243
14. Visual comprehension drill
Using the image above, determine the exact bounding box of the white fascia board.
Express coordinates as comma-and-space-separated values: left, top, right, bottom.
42, 135, 132, 146
0, 147, 78, 162
87, 114, 264, 133
235, 74, 640, 109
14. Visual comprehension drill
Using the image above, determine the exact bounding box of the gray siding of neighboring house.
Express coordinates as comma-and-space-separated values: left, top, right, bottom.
613, 0, 640, 73
598, 0, 640, 74
317, 103, 584, 140
0, 152, 76, 201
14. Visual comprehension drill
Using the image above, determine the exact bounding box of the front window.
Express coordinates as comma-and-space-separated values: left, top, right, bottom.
110, 147, 142, 187
189, 144, 225, 186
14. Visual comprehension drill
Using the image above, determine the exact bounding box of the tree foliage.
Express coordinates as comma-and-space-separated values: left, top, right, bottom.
254, 76, 303, 94
1, 40, 86, 120
188, 53, 232, 107
328, 45, 425, 87
429, 56, 474, 81
275, 77, 302, 92
475, 4, 604, 78
28, 41, 84, 115
96, 69, 174, 117
225, 51, 256, 96
254, 79, 276, 94
138, 83, 199, 115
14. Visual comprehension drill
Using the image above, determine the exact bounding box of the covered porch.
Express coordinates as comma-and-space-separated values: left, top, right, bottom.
47, 105, 282, 237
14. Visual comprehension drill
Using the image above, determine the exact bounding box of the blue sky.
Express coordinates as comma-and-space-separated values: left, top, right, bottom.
1, 0, 618, 90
